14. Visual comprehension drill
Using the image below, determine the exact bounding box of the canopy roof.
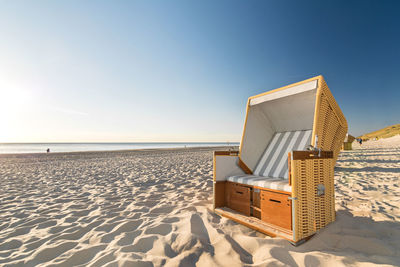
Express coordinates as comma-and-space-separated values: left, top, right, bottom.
239, 75, 347, 173
344, 134, 355, 143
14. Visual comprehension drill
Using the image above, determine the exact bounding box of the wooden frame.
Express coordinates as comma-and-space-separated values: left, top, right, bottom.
213, 76, 347, 245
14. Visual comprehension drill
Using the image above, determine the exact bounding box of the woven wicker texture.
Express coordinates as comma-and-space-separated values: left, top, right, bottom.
292, 157, 335, 241
315, 77, 348, 162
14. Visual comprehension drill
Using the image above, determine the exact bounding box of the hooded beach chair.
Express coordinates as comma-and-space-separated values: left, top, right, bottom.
213, 75, 347, 245
342, 133, 355, 150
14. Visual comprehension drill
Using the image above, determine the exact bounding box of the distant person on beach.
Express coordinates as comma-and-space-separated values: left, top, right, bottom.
359, 139, 362, 145
47, 148, 50, 153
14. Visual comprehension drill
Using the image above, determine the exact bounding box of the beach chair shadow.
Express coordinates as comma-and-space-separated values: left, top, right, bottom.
284, 209, 400, 266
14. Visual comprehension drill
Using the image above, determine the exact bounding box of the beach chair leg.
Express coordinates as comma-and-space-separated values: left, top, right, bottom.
289, 234, 315, 246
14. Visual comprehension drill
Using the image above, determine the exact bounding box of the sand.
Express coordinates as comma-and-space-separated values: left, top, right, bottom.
0, 140, 399, 266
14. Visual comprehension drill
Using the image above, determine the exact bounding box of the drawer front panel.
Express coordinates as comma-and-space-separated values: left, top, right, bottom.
261, 190, 292, 230
226, 182, 251, 216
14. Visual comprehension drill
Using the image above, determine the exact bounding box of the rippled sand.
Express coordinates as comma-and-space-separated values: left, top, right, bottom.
0, 141, 399, 266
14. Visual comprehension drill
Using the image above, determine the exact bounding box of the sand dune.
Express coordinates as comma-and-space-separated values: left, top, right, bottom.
0, 141, 399, 266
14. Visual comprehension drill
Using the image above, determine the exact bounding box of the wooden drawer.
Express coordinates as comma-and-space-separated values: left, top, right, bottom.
261, 190, 292, 230
226, 182, 251, 216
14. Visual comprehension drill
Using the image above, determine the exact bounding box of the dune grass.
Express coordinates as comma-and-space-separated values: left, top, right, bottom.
358, 123, 400, 140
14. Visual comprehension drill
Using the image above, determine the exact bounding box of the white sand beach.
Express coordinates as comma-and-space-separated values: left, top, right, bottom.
0, 140, 399, 266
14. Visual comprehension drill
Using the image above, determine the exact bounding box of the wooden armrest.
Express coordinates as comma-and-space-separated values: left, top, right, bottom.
292, 150, 333, 160
214, 150, 239, 156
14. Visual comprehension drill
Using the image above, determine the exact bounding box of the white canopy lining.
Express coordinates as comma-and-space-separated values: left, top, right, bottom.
249, 80, 318, 106
240, 79, 319, 172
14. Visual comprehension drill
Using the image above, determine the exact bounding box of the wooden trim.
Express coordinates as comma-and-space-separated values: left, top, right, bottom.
311, 76, 321, 148
288, 152, 292, 186
253, 186, 291, 195
292, 150, 333, 160
214, 207, 295, 240
225, 180, 252, 189
214, 150, 239, 156
239, 98, 251, 156
216, 208, 278, 237
290, 157, 297, 241
238, 157, 253, 174
311, 75, 323, 147
214, 207, 315, 245
214, 181, 226, 208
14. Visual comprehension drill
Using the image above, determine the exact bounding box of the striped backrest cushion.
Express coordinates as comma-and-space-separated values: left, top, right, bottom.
253, 130, 312, 179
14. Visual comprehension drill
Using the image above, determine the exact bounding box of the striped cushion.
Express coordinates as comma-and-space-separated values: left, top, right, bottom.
227, 174, 291, 192
254, 130, 312, 179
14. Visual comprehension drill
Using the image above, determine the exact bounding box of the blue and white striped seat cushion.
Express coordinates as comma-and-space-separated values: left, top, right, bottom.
226, 130, 312, 192
227, 174, 291, 192
254, 130, 312, 179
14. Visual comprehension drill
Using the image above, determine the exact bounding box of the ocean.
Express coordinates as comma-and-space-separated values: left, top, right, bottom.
0, 142, 240, 154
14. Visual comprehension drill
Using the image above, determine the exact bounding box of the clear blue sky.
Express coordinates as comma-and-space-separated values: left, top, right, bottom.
0, 0, 399, 142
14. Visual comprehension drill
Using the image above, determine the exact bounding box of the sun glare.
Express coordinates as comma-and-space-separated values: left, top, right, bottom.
0, 83, 33, 142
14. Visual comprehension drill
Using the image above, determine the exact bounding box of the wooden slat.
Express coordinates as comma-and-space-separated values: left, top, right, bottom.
215, 207, 293, 240
251, 206, 261, 212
